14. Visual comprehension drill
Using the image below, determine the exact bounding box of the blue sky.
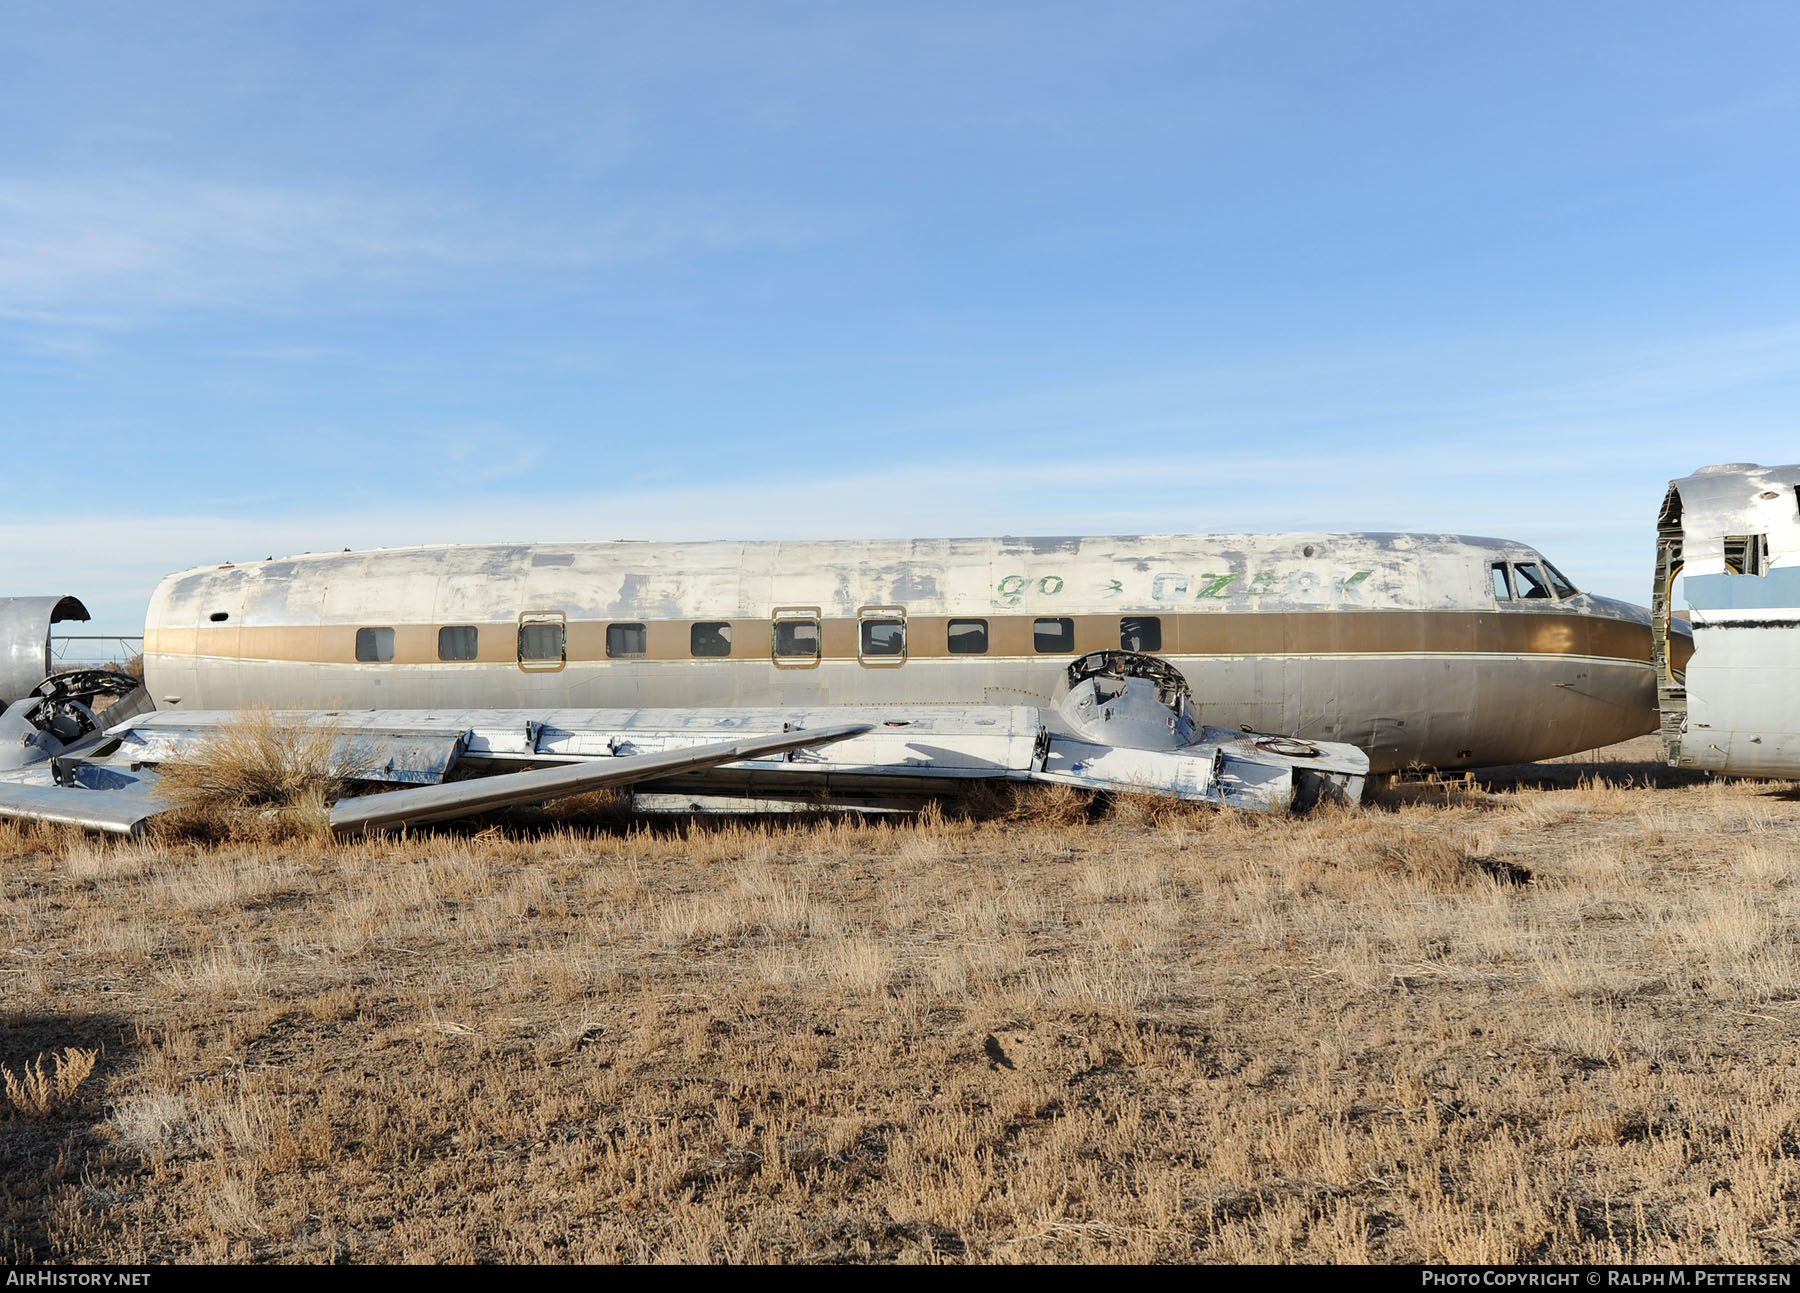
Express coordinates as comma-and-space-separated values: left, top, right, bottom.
4, 1, 1799, 634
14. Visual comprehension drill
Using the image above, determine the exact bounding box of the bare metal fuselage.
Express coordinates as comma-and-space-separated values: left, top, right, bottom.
1655, 464, 1800, 776
142, 532, 1662, 773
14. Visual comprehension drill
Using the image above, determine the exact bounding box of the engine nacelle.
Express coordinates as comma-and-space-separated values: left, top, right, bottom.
1053, 650, 1198, 751
0, 596, 91, 705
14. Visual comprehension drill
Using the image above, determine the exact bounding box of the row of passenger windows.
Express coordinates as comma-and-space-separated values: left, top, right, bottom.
352, 616, 1169, 663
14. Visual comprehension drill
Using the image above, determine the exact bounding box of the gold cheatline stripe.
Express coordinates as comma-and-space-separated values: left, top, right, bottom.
147, 610, 1655, 667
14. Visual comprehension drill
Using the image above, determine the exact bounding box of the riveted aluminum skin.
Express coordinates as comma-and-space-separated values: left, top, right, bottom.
0, 596, 90, 705
1656, 463, 1800, 775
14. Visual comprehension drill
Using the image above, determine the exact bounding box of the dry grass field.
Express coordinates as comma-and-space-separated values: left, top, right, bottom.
3, 735, 1799, 1264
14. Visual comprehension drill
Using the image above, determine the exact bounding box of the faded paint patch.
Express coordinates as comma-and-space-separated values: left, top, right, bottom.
889, 567, 941, 602
610, 573, 652, 617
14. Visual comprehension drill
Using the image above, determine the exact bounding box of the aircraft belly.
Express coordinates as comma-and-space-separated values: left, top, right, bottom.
1187, 654, 1653, 773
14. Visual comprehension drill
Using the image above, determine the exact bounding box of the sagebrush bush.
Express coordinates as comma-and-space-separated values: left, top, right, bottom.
154, 709, 361, 842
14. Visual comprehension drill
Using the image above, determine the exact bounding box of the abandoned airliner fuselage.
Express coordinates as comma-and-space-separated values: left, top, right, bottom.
141, 531, 1665, 773
0, 529, 1672, 834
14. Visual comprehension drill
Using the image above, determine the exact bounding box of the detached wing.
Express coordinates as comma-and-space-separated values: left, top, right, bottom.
0, 710, 875, 836
0, 700, 1367, 836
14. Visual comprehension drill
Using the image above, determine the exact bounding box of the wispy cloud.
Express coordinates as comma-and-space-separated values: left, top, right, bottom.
0, 172, 831, 326
1470, 323, 1800, 421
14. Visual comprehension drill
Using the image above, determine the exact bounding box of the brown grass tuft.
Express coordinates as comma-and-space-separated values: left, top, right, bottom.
958, 779, 1098, 825
1106, 789, 1222, 829
3, 1047, 98, 1119
152, 708, 361, 841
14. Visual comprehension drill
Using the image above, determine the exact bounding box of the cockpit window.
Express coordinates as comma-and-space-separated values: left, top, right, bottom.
1512, 563, 1553, 600
1490, 564, 1513, 601
1543, 561, 1578, 598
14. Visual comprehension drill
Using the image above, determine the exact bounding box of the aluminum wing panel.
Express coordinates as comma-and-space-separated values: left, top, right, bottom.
117, 707, 1045, 781
108, 718, 469, 786
330, 723, 873, 834
0, 764, 167, 835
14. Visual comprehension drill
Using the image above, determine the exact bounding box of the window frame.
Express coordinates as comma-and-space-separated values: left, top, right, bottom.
1542, 562, 1579, 599
1033, 617, 1075, 655
605, 622, 648, 659
771, 606, 823, 669
1120, 616, 1162, 653
690, 620, 734, 658
437, 625, 479, 662
947, 618, 989, 655
1724, 534, 1767, 576
856, 605, 907, 667
517, 611, 567, 672
1512, 562, 1554, 601
355, 626, 395, 663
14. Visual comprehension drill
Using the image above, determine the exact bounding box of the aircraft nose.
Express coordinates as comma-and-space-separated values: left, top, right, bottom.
1586, 599, 1662, 746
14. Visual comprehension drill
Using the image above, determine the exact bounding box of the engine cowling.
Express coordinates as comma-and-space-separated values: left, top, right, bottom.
0, 596, 91, 705
1053, 650, 1199, 751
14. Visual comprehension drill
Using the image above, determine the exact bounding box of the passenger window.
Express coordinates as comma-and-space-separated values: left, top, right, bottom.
1543, 562, 1578, 598
691, 621, 733, 658
775, 622, 820, 657
355, 627, 395, 663
1120, 616, 1161, 653
947, 619, 989, 655
437, 626, 478, 661
1490, 564, 1513, 601
1034, 617, 1074, 654
1513, 563, 1552, 600
518, 619, 566, 664
772, 608, 822, 666
606, 623, 647, 658
859, 615, 906, 662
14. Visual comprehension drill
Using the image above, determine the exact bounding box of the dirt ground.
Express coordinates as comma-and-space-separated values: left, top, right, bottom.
3, 735, 1798, 1264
